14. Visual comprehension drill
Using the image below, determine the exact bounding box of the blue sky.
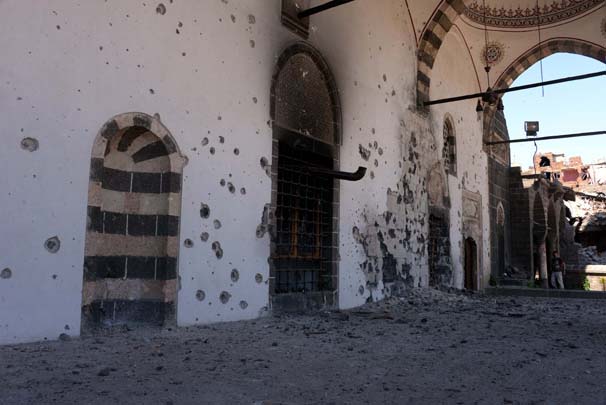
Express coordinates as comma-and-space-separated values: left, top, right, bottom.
503, 53, 606, 169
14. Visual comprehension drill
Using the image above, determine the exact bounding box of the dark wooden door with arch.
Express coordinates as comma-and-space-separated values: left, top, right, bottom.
464, 237, 477, 290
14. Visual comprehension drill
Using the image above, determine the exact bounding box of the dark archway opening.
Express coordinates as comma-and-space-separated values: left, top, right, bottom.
428, 207, 452, 288
464, 237, 478, 290
269, 43, 341, 310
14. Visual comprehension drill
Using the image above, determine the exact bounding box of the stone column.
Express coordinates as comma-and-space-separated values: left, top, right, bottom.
539, 242, 548, 288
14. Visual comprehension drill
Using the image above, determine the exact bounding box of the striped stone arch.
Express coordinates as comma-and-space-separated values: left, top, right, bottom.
417, 0, 466, 107
494, 38, 606, 90
82, 112, 187, 330
484, 38, 606, 131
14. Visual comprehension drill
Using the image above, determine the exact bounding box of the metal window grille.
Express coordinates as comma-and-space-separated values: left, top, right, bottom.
274, 142, 334, 293
428, 211, 451, 287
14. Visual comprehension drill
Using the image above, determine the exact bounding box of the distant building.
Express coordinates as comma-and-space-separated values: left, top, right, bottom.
523, 153, 606, 189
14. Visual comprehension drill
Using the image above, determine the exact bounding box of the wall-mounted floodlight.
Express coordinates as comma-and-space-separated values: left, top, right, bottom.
525, 121, 539, 136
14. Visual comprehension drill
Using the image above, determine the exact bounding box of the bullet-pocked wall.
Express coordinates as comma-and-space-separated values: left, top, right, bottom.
0, 1, 492, 344
428, 24, 491, 290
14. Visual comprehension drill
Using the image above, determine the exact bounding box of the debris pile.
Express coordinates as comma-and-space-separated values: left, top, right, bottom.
577, 246, 606, 265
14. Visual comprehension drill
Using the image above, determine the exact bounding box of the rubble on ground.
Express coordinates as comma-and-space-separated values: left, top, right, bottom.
1, 288, 605, 404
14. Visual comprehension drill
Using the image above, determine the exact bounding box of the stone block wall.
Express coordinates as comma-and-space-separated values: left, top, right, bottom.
508, 168, 532, 279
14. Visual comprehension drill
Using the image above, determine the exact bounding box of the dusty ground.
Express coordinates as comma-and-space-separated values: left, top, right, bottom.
1, 289, 605, 405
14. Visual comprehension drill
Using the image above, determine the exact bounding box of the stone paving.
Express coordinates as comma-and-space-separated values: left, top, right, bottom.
1, 289, 605, 404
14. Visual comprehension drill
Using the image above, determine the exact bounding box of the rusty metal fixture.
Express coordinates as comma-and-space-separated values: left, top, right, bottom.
485, 130, 606, 146
298, 0, 356, 18
424, 71, 606, 107
306, 165, 366, 181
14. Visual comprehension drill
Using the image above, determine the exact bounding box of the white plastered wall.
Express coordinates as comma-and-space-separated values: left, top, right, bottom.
0, 0, 492, 344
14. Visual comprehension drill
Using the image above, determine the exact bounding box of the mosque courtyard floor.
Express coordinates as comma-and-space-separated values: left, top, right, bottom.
1, 289, 605, 405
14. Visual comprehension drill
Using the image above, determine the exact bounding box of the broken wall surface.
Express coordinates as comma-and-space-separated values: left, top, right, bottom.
428, 27, 490, 290
0, 0, 489, 344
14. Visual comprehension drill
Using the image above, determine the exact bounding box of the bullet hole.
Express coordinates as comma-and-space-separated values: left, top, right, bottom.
383, 74, 387, 82
374, 159, 378, 167
210, 147, 216, 155
52, 274, 58, 280
200, 232, 209, 242
219, 291, 231, 304
378, 147, 383, 156
391, 89, 396, 96
217, 116, 222, 121
213, 219, 222, 229
230, 269, 239, 282
249, 40, 255, 48
201, 137, 209, 146
156, 3, 166, 14
212, 241, 223, 259
195, 290, 206, 301
255, 273, 263, 283
233, 148, 239, 156
220, 179, 226, 187
149, 89, 155, 94
200, 203, 210, 219
370, 171, 375, 179
182, 52, 186, 57
359, 285, 365, 295
178, 21, 183, 28
20, 137, 39, 152
240, 188, 246, 195
230, 14, 236, 23
373, 141, 378, 149
358, 145, 371, 161
260, 157, 268, 168
1, 268, 12, 279
227, 183, 235, 194
239, 300, 248, 310
219, 136, 225, 144
64, 324, 70, 330
248, 14, 256, 24
372, 128, 376, 135
252, 97, 258, 104
56, 25, 61, 30
44, 236, 61, 253
184, 239, 194, 248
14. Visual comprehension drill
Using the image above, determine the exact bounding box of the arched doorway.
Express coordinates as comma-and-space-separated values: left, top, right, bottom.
269, 43, 341, 309
82, 113, 186, 329
464, 237, 477, 290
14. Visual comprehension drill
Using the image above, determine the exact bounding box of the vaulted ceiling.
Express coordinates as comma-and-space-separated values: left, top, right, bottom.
461, 0, 605, 30
409, 0, 605, 105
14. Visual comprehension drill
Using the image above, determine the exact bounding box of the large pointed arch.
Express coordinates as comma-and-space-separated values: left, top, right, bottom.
417, 0, 466, 106
484, 37, 606, 133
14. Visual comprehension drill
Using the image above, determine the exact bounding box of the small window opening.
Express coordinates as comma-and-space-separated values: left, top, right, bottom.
443, 119, 457, 176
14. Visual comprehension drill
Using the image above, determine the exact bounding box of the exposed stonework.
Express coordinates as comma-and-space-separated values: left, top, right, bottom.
82, 113, 186, 329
